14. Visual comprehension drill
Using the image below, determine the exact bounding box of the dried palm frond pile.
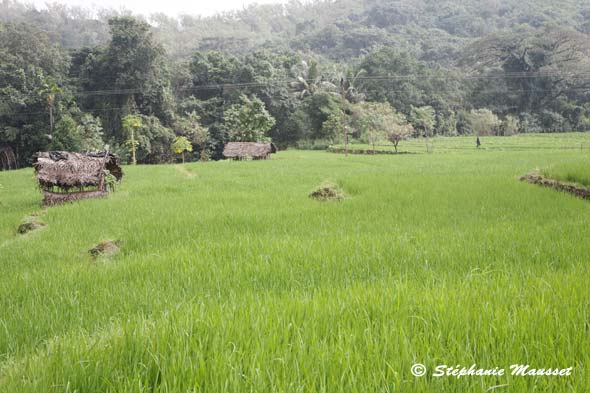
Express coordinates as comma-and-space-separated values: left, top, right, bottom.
223, 142, 277, 160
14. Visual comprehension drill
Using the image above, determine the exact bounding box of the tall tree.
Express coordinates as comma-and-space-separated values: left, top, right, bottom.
464, 27, 590, 115
171, 136, 192, 163
37, 80, 63, 141
80, 17, 173, 144
122, 114, 141, 165
225, 95, 276, 142
357, 48, 426, 113
409, 106, 436, 137
0, 22, 69, 165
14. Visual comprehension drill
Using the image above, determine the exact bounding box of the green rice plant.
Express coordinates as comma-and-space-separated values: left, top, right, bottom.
331, 132, 590, 154
1, 134, 590, 391
541, 157, 590, 186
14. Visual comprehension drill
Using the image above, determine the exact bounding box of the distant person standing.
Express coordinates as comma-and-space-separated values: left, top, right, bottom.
476, 137, 481, 149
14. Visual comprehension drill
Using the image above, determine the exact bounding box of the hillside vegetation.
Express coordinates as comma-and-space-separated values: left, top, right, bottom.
1, 0, 590, 168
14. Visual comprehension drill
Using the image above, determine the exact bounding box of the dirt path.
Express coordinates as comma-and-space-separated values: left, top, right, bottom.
174, 165, 196, 178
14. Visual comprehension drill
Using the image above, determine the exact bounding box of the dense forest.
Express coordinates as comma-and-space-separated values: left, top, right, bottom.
1, 0, 589, 166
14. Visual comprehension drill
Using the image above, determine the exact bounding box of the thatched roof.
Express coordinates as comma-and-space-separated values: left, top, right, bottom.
34, 151, 123, 189
223, 142, 277, 159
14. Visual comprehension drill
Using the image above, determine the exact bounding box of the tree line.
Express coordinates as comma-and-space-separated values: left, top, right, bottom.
1, 0, 589, 166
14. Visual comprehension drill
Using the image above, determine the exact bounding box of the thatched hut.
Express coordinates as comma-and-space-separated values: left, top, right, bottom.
34, 151, 123, 206
223, 142, 277, 160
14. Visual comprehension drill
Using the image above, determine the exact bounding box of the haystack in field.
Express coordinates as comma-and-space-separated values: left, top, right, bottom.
34, 151, 123, 206
223, 142, 277, 160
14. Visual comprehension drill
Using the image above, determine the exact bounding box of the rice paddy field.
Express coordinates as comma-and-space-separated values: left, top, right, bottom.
1, 133, 589, 392
542, 161, 590, 187
331, 132, 590, 154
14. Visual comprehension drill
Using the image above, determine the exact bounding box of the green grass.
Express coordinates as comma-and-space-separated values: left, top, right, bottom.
1, 136, 590, 391
541, 157, 590, 187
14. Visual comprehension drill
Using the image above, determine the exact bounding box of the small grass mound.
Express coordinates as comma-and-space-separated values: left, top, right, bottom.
309, 181, 345, 202
89, 240, 121, 259
17, 213, 46, 235
17, 220, 45, 235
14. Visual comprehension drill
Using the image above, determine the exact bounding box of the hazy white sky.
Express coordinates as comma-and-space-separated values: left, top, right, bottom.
31, 0, 289, 17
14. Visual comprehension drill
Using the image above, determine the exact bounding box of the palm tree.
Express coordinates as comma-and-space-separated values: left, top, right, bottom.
290, 60, 336, 98
37, 80, 62, 141
333, 68, 367, 103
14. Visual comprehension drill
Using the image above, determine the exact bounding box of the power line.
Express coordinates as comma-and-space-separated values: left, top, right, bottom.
74, 72, 590, 97
3, 84, 589, 117
1, 73, 589, 117
3, 71, 590, 100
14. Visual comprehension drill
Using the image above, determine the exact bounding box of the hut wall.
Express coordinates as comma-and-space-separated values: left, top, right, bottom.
42, 190, 108, 206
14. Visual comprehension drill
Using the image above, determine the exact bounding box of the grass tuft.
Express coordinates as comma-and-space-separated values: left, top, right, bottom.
309, 181, 345, 201
89, 240, 121, 259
